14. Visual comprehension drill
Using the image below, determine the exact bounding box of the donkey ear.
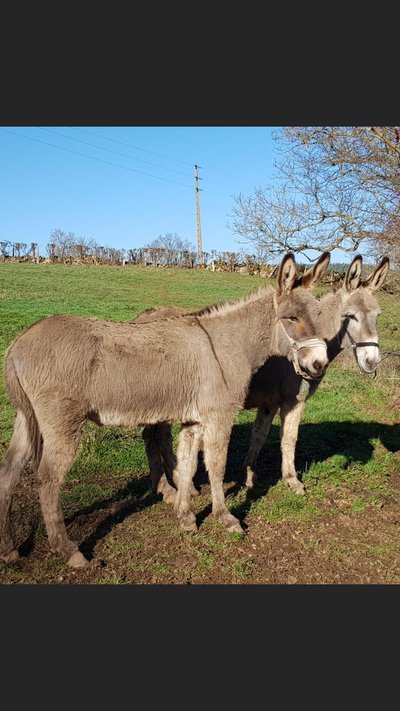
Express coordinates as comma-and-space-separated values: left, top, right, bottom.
300, 251, 331, 290
362, 256, 390, 292
276, 252, 297, 296
343, 255, 363, 292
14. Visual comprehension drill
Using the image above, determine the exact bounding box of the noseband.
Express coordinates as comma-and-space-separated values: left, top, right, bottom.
342, 317, 380, 376
276, 319, 327, 378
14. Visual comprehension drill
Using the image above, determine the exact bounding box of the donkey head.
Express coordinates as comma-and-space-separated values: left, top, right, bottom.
274, 252, 330, 379
339, 255, 389, 373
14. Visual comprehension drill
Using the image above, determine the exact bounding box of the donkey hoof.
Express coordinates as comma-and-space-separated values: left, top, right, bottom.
190, 483, 199, 497
245, 467, 257, 488
178, 513, 198, 533
0, 548, 19, 563
162, 489, 177, 505
181, 522, 198, 533
218, 512, 244, 534
67, 551, 89, 568
227, 520, 244, 534
286, 478, 305, 495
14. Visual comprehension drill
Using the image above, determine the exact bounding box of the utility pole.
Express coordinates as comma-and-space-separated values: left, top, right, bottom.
194, 164, 203, 266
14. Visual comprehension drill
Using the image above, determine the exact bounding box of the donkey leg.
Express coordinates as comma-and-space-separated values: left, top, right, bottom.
203, 422, 243, 534
158, 423, 199, 499
244, 405, 278, 488
36, 422, 87, 568
161, 426, 199, 498
173, 424, 203, 532
142, 424, 177, 504
143, 424, 198, 505
0, 411, 33, 562
280, 401, 306, 495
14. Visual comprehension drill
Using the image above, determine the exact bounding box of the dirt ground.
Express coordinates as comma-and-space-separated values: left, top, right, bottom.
1, 440, 399, 585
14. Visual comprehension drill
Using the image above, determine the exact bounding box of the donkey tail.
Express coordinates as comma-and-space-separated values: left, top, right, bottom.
3, 346, 43, 471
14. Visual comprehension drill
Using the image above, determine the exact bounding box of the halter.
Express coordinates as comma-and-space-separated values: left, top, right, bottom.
277, 320, 328, 378
272, 294, 327, 379
344, 328, 379, 353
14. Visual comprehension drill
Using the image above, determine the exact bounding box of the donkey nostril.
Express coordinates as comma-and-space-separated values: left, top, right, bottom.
313, 359, 323, 372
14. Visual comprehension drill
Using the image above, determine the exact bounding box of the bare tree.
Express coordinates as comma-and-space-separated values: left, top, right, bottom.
0, 241, 11, 257
47, 228, 76, 260
230, 126, 400, 259
13, 243, 28, 258
145, 233, 195, 266
220, 251, 238, 272
29, 243, 38, 260
365, 210, 400, 291
127, 248, 142, 263
73, 237, 96, 259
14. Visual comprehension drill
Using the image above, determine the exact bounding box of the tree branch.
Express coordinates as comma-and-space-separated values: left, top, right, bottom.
370, 127, 400, 156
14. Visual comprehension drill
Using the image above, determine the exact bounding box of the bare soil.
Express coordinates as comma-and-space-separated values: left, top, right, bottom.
1, 435, 399, 585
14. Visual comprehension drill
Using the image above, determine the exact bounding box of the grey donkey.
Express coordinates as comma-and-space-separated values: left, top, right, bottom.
136, 254, 389, 500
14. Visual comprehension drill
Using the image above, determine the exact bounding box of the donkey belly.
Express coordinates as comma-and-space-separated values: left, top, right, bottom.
89, 369, 201, 428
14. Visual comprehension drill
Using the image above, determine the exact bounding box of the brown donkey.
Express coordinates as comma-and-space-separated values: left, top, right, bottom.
141, 255, 389, 500
0, 252, 328, 568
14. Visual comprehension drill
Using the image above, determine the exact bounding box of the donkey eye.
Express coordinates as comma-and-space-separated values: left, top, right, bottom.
344, 313, 358, 321
285, 316, 299, 322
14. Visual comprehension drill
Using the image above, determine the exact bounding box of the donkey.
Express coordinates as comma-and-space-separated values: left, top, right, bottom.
0, 252, 328, 568
243, 254, 389, 491
136, 254, 389, 499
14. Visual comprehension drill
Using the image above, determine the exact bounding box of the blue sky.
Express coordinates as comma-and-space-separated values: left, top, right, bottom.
0, 126, 357, 263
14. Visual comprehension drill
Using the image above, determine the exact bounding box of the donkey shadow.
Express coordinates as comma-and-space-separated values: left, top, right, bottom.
222, 418, 400, 523
20, 418, 399, 561
19, 473, 162, 560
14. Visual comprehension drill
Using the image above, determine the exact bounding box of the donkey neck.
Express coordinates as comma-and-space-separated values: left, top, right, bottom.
195, 287, 281, 372
319, 290, 348, 362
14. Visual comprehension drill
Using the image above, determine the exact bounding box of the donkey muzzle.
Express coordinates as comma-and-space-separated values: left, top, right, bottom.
292, 338, 329, 380
353, 342, 381, 374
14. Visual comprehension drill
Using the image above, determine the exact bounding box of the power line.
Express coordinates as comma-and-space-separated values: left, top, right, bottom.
70, 127, 195, 167
1, 128, 234, 197
69, 127, 252, 194
0, 128, 197, 190
38, 127, 195, 179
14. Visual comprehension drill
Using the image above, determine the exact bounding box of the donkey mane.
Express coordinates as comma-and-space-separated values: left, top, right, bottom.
186, 285, 274, 319
130, 286, 274, 327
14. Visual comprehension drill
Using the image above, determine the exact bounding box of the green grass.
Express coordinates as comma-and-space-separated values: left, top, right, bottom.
0, 262, 399, 584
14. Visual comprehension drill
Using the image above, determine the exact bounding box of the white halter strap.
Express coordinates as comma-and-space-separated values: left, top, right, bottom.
273, 293, 327, 377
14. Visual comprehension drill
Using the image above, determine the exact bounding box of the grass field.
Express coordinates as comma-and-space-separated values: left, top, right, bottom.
0, 262, 399, 584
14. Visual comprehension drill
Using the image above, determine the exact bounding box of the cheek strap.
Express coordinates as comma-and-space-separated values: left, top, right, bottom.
345, 329, 379, 351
